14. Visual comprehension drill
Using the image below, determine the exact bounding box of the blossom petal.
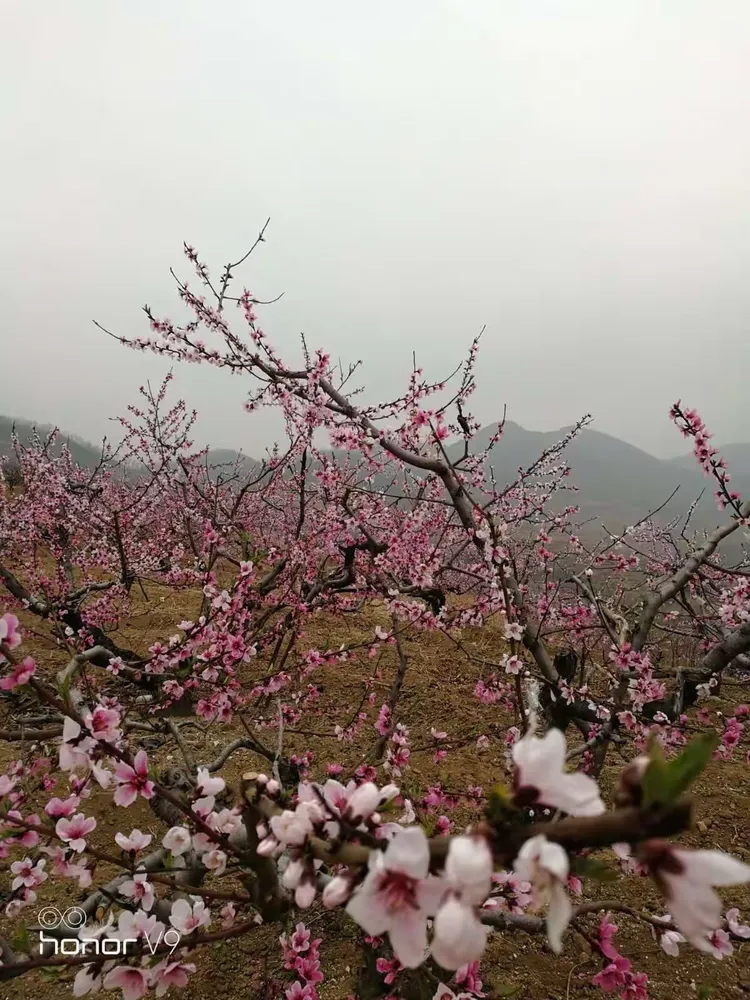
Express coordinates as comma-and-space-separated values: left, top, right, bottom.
678, 850, 750, 888
546, 772, 605, 817
513, 728, 565, 787
389, 909, 428, 968
416, 874, 450, 916
345, 874, 389, 936
666, 878, 722, 947
537, 839, 569, 882
385, 827, 430, 880
546, 880, 573, 954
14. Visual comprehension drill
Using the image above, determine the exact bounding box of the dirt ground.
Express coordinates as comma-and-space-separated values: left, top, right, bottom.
1, 590, 749, 1000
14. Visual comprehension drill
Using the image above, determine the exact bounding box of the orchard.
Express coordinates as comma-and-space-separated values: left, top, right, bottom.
1, 235, 749, 1000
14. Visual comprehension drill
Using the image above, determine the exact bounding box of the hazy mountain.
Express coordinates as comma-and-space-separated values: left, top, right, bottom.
0, 416, 105, 469
2, 414, 747, 550
447, 422, 750, 540
669, 442, 750, 480
0, 417, 259, 479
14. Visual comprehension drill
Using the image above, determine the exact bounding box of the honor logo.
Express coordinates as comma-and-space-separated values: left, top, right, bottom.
37, 906, 181, 956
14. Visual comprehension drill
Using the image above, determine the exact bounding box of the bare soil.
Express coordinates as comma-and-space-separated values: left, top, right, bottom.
2, 591, 749, 1000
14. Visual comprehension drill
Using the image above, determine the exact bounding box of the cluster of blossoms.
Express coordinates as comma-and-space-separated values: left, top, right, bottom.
279, 922, 324, 999
594, 914, 649, 998
2, 240, 750, 1000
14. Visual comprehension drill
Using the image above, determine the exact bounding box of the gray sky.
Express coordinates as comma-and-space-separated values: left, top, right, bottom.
2, 1, 749, 458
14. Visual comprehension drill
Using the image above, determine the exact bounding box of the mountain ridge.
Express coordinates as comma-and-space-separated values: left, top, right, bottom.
2, 414, 747, 544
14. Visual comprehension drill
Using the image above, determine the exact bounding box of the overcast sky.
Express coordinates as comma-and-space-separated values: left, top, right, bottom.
2, 2, 749, 459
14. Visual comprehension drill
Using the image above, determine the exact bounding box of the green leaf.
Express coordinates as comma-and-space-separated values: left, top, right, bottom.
641, 756, 670, 807
486, 784, 513, 821
39, 967, 65, 982
572, 856, 619, 883
642, 733, 719, 807
664, 732, 719, 797
496, 986, 522, 997
12, 921, 31, 955
698, 986, 714, 1000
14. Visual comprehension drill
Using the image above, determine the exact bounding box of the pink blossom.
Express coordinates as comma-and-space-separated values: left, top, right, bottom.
346, 827, 445, 967
376, 956, 402, 984
323, 874, 352, 908
513, 835, 572, 953
59, 716, 94, 772
643, 843, 750, 949
726, 907, 750, 938
113, 750, 154, 806
0, 655, 36, 690
660, 930, 685, 956
346, 782, 381, 822
196, 766, 225, 797
10, 857, 47, 890
162, 826, 191, 855
270, 808, 314, 847
115, 909, 165, 946
56, 812, 96, 852
115, 828, 153, 853
73, 964, 103, 996
432, 896, 488, 969
285, 984, 315, 1000
203, 848, 228, 875
621, 972, 649, 1000
503, 621, 524, 642
708, 927, 733, 959
86, 705, 121, 741
599, 913, 619, 959
151, 960, 196, 997
120, 872, 154, 911
512, 723, 604, 816
289, 922, 310, 953
592, 955, 632, 992
503, 654, 523, 675
0, 612, 22, 650
102, 966, 151, 1000
169, 898, 210, 935
45, 795, 80, 818
0, 773, 17, 796
455, 960, 484, 995
375, 703, 392, 735
444, 835, 493, 906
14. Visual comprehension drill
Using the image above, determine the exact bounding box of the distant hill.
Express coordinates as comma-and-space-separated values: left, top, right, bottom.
2, 413, 747, 550
669, 442, 750, 478
0, 418, 261, 479
0, 416, 105, 469
446, 422, 750, 539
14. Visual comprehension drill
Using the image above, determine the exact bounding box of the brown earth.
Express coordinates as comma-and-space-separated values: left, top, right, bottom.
1, 589, 749, 1000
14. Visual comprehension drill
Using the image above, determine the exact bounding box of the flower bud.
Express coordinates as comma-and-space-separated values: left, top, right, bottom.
256, 835, 279, 857
445, 834, 493, 906
281, 857, 303, 889
295, 875, 316, 909
378, 783, 400, 804
266, 779, 281, 797
322, 874, 351, 908
432, 897, 488, 969
345, 782, 380, 823
613, 755, 650, 809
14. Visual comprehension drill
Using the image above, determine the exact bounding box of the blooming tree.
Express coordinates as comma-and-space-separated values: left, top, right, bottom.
1, 232, 749, 999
